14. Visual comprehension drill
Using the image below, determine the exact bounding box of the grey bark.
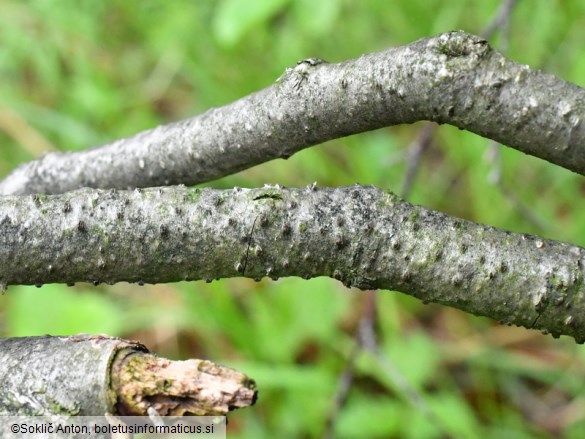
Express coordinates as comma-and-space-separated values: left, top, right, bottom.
1, 31, 585, 196
0, 334, 256, 417
0, 335, 139, 416
0, 185, 583, 342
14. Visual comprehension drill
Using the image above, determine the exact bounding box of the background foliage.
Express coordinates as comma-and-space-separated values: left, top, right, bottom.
1, 1, 585, 437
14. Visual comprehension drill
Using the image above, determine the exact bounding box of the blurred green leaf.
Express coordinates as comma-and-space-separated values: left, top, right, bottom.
213, 0, 292, 47
7, 285, 123, 336
177, 281, 246, 348
567, 418, 585, 439
247, 277, 350, 362
228, 360, 334, 390
428, 393, 481, 439
335, 396, 401, 438
292, 0, 339, 37
380, 331, 441, 389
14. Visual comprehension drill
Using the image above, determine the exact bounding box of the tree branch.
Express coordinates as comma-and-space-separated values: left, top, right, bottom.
1, 185, 583, 341
0, 334, 256, 416
2, 31, 584, 195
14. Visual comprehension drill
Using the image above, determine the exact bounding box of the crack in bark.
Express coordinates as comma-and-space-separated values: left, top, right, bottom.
0, 185, 583, 341
242, 216, 259, 276
0, 33, 584, 344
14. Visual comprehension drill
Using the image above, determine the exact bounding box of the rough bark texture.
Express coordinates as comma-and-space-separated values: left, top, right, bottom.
0, 335, 141, 416
1, 31, 584, 196
0, 334, 256, 417
0, 186, 583, 342
112, 352, 257, 416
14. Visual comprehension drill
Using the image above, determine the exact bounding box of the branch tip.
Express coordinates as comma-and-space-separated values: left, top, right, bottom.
111, 351, 257, 416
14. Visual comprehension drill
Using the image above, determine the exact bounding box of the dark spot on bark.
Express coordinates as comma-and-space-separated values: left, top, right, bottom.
77, 221, 87, 233
253, 193, 283, 201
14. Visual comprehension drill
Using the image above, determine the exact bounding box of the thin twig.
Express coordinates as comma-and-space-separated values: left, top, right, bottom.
400, 123, 438, 199
481, 0, 519, 40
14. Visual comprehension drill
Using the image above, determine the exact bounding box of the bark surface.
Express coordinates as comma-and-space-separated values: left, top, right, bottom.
1, 31, 584, 196
0, 335, 256, 416
1, 31, 585, 347
0, 335, 141, 416
0, 186, 583, 341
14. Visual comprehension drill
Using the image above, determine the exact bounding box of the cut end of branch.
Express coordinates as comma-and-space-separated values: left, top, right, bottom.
111, 351, 257, 416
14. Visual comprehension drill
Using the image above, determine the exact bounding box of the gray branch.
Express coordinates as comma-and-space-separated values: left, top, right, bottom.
1, 185, 583, 341
0, 335, 133, 416
0, 334, 256, 416
2, 30, 585, 195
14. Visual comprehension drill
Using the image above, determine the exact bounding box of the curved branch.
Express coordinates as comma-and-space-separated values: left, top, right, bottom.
2, 31, 584, 195
1, 185, 583, 341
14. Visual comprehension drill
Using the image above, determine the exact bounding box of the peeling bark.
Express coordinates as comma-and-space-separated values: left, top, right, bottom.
0, 335, 256, 416
0, 186, 583, 342
1, 31, 584, 196
112, 352, 257, 416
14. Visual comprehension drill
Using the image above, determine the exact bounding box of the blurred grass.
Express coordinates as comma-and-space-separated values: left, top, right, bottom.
1, 0, 585, 437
